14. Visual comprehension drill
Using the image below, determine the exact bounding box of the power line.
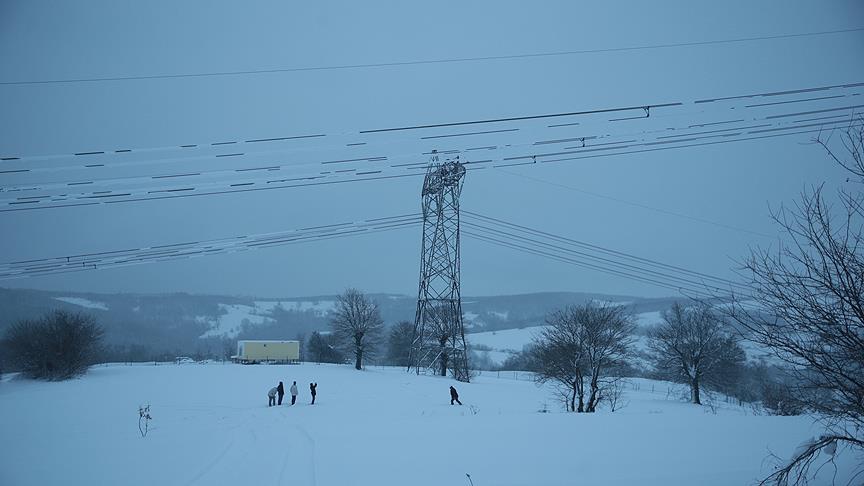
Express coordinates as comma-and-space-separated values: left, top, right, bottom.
460, 217, 747, 296
7, 105, 856, 191
461, 220, 715, 292
3, 27, 861, 86
0, 171, 425, 213
0, 213, 422, 279
489, 120, 864, 170
359, 103, 683, 134
462, 211, 750, 291
462, 230, 715, 298
0, 203, 742, 299
0, 101, 677, 162
3, 80, 859, 165
462, 222, 738, 298
695, 81, 864, 104
491, 169, 775, 238
5, 117, 859, 213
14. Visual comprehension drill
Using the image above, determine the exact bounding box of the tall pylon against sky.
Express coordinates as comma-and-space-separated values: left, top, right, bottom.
408, 151, 470, 382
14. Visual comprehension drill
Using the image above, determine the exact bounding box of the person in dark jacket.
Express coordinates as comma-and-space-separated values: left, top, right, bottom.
277, 381, 285, 406
450, 385, 462, 405
310, 382, 317, 404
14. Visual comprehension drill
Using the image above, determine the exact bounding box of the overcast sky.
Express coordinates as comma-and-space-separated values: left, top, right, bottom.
1, 0, 863, 299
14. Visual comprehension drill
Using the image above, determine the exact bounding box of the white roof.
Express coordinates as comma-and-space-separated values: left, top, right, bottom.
237, 340, 299, 343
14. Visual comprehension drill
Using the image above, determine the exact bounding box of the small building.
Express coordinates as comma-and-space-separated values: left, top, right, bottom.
233, 340, 300, 364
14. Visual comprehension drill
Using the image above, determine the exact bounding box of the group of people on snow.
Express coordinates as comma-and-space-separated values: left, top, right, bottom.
268, 380, 317, 407
267, 381, 460, 407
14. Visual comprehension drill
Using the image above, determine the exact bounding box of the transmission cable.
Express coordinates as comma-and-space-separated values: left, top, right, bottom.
0, 213, 421, 279
490, 169, 774, 238
4, 118, 860, 214
462, 211, 750, 291
3, 80, 861, 163
462, 229, 715, 298
460, 218, 745, 296
3, 27, 861, 86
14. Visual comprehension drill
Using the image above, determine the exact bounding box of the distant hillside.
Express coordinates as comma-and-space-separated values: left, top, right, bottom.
0, 287, 689, 361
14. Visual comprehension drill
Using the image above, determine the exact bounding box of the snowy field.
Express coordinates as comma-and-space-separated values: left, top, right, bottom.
0, 363, 856, 486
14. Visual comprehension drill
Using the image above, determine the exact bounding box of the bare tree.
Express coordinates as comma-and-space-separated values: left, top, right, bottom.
729, 120, 864, 485
386, 321, 414, 367
648, 303, 745, 405
532, 303, 634, 412
2, 310, 104, 380
424, 303, 461, 376
330, 289, 384, 370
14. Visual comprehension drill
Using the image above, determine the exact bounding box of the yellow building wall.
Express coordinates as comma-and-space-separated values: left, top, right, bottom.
239, 341, 299, 361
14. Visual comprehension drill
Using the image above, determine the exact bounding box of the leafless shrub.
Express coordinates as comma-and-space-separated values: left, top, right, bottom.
605, 377, 629, 412
2, 310, 104, 381
138, 404, 152, 438
729, 119, 864, 485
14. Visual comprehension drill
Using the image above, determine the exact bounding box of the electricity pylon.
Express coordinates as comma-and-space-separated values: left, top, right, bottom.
408, 151, 470, 382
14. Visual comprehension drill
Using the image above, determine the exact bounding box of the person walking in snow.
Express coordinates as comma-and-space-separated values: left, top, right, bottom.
277, 381, 285, 406
310, 382, 317, 405
290, 381, 298, 405
267, 386, 278, 407
450, 385, 462, 405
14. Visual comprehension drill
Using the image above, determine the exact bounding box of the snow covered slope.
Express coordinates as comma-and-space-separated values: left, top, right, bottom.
0, 363, 854, 486
467, 326, 542, 364
196, 300, 337, 339
54, 296, 109, 310
198, 303, 275, 338
467, 310, 667, 366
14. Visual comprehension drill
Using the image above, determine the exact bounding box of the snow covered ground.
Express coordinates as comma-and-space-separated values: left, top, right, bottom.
468, 310, 776, 367
199, 303, 275, 338
468, 326, 543, 353
467, 310, 666, 366
634, 310, 663, 327
197, 300, 336, 339
254, 299, 337, 315
54, 296, 109, 310
0, 363, 856, 486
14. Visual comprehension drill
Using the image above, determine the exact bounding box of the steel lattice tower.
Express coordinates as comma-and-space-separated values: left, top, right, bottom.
408, 151, 470, 382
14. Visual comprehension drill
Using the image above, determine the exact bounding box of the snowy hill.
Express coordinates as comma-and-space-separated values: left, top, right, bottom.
0, 363, 855, 485
467, 309, 667, 366
467, 309, 774, 367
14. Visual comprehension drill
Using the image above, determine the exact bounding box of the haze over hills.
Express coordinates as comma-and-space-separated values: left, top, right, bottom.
0, 287, 687, 362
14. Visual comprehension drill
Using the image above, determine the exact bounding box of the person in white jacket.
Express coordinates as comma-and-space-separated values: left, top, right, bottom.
289, 381, 298, 405
267, 386, 278, 407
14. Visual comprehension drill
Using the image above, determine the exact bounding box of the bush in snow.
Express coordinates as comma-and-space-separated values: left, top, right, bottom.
1, 310, 104, 381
